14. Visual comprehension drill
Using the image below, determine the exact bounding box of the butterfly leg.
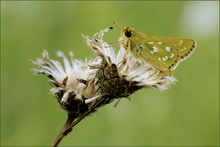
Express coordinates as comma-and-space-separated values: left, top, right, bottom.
158, 71, 163, 79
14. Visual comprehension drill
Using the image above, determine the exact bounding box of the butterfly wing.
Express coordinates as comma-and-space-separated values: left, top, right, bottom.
131, 35, 195, 76
165, 38, 196, 61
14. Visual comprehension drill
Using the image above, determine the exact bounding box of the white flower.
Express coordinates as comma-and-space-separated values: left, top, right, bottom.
32, 27, 177, 146
33, 26, 177, 119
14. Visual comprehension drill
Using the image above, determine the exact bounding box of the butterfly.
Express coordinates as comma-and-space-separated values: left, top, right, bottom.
114, 22, 197, 76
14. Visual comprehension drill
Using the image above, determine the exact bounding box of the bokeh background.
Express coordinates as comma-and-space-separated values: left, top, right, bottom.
1, 1, 219, 146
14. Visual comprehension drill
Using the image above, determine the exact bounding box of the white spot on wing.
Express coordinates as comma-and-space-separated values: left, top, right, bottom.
181, 47, 187, 51
165, 46, 171, 52
179, 40, 183, 45
158, 57, 161, 61
153, 46, 158, 52
170, 53, 175, 58
150, 51, 154, 54
148, 42, 153, 44
162, 57, 167, 61
158, 42, 162, 44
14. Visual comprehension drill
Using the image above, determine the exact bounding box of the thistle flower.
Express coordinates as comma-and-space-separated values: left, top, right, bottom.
32, 28, 176, 146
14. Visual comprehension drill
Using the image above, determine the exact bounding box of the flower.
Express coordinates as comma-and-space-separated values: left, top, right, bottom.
32, 27, 177, 146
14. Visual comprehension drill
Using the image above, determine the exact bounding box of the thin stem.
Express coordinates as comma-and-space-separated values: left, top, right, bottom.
51, 113, 76, 147
51, 97, 106, 147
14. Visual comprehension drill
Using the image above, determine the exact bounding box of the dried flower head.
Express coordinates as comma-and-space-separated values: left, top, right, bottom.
32, 28, 176, 146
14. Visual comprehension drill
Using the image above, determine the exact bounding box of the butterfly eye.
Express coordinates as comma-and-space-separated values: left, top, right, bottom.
125, 29, 132, 38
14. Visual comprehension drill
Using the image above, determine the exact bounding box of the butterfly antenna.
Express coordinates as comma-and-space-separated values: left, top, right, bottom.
113, 21, 124, 27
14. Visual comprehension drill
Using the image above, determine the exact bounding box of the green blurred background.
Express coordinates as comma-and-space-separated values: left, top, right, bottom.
1, 1, 219, 146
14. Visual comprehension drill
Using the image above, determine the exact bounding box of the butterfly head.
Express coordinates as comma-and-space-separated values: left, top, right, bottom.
121, 26, 135, 38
